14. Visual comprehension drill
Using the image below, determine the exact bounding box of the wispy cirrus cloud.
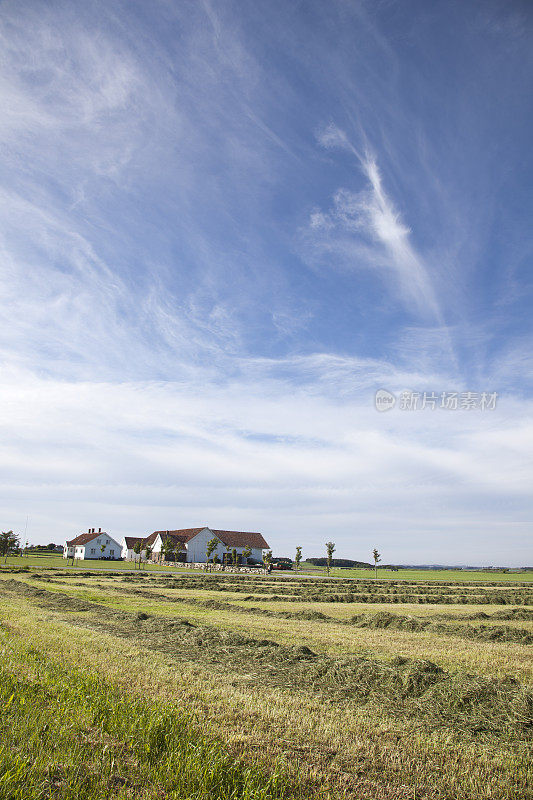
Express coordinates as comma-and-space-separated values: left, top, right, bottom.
305, 123, 440, 319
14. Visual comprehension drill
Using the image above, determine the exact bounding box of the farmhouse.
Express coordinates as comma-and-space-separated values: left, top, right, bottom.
63, 528, 121, 560
128, 527, 269, 564
121, 536, 143, 561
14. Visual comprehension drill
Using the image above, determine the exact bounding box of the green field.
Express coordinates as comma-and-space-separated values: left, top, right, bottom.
3, 553, 177, 571
5, 554, 533, 582
0, 566, 531, 799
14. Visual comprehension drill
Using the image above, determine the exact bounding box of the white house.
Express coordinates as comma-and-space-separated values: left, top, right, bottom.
64, 528, 121, 560
121, 532, 158, 562
149, 527, 269, 564
121, 536, 142, 561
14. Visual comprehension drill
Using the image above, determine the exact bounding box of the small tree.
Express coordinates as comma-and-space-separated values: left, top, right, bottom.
373, 548, 381, 579
242, 546, 252, 565
205, 537, 220, 571
174, 540, 186, 564
100, 543, 106, 560
325, 541, 335, 576
161, 536, 174, 564
263, 550, 272, 572
144, 544, 153, 568
232, 548, 238, 569
295, 546, 302, 572
0, 531, 20, 564
133, 540, 142, 570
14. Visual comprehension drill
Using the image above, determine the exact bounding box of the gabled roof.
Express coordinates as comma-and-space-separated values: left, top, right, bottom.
151, 528, 269, 550
210, 530, 269, 549
152, 529, 204, 544
142, 531, 160, 547
124, 536, 142, 548
66, 531, 107, 547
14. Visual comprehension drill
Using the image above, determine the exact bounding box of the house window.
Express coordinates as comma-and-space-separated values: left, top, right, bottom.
105, 539, 109, 544
97, 538, 101, 544
110, 549, 114, 555
91, 548, 95, 554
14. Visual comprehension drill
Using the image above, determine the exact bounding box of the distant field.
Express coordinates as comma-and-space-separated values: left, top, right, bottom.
298, 563, 533, 582
0, 566, 531, 799
4, 554, 533, 582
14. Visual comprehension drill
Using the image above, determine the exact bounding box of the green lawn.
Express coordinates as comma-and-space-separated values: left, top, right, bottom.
1, 554, 185, 572
3, 554, 532, 582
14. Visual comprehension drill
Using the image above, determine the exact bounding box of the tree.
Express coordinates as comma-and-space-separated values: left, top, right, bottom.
205, 537, 220, 571
133, 540, 142, 570
242, 546, 252, 565
232, 548, 238, 569
263, 550, 272, 573
174, 539, 186, 564
0, 531, 20, 563
295, 546, 302, 572
100, 543, 106, 560
161, 536, 174, 564
373, 548, 381, 579
144, 544, 153, 568
325, 541, 336, 576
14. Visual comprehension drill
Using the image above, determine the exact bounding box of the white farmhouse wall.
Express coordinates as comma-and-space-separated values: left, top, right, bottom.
151, 534, 164, 556
75, 534, 121, 560
185, 528, 217, 562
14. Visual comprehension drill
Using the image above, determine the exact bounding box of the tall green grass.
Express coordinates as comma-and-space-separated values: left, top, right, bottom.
0, 636, 295, 800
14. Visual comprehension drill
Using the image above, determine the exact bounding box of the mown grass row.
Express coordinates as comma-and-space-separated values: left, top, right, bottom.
95, 583, 533, 645
0, 630, 296, 800
140, 576, 533, 595
168, 598, 533, 645
4, 578, 530, 740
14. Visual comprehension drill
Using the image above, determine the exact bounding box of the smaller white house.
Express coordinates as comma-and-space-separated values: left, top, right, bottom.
121, 536, 142, 561
64, 528, 121, 560
121, 532, 158, 561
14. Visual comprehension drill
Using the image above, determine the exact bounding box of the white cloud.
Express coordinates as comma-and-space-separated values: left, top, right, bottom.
306, 124, 441, 319
1, 366, 531, 563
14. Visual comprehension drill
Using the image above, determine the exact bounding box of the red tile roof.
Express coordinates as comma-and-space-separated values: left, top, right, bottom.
124, 536, 142, 549
211, 530, 269, 549
152, 529, 204, 544
66, 531, 107, 547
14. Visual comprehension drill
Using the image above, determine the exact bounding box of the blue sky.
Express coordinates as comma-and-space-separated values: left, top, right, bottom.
1, 0, 532, 564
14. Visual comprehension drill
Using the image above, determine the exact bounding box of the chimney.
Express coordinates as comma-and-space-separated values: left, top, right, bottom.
98, 527, 101, 533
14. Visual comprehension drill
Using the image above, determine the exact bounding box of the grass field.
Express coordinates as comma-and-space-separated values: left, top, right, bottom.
4, 554, 533, 582
0, 566, 531, 799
